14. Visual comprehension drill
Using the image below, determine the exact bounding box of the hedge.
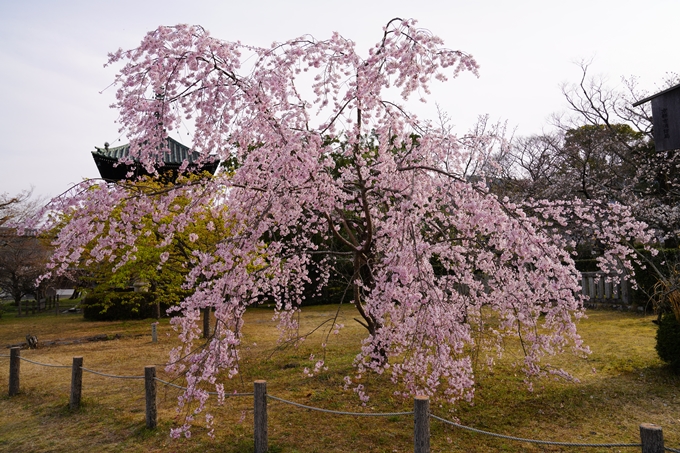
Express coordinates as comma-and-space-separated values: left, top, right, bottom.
82, 290, 170, 321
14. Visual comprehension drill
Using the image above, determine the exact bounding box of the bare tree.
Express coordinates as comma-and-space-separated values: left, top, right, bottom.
563, 65, 680, 242
0, 191, 49, 315
0, 190, 44, 226
498, 64, 680, 244
497, 132, 564, 199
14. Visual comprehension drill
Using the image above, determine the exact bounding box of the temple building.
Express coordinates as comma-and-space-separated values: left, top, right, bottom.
91, 137, 219, 182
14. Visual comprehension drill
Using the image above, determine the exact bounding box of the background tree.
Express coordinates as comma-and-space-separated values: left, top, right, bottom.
0, 190, 49, 315
48, 175, 229, 320
492, 64, 680, 310
1, 190, 43, 227
556, 64, 680, 245
0, 230, 50, 315
41, 20, 652, 437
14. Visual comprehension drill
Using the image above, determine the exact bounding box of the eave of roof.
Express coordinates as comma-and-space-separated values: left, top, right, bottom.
91, 137, 219, 182
632, 83, 680, 107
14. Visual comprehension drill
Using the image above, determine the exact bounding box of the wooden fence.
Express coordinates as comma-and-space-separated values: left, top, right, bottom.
15, 294, 61, 316
581, 272, 631, 307
4, 346, 677, 453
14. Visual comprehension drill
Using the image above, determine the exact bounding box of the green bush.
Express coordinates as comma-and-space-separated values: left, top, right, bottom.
82, 290, 170, 321
655, 313, 680, 373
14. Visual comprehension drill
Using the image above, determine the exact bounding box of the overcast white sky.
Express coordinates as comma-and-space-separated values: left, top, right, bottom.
1, 0, 678, 200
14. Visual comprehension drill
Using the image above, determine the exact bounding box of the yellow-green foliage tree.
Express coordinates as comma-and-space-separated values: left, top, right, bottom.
53, 175, 230, 320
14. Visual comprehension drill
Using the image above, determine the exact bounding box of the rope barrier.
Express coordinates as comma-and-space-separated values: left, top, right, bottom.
431, 415, 642, 448
209, 390, 254, 397
80, 367, 144, 380
154, 378, 188, 391
18, 356, 71, 368
153, 378, 253, 397
4, 352, 677, 450
267, 394, 413, 417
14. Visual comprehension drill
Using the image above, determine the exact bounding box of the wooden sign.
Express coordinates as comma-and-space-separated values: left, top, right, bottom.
634, 84, 680, 152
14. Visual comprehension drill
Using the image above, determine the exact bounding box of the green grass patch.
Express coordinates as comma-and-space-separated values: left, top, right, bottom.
0, 306, 678, 452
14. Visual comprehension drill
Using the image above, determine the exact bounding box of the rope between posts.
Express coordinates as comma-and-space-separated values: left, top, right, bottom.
80, 367, 144, 380
5, 352, 677, 450
153, 378, 253, 397
18, 356, 71, 368
154, 378, 188, 391
208, 390, 253, 397
431, 415, 642, 448
267, 394, 413, 417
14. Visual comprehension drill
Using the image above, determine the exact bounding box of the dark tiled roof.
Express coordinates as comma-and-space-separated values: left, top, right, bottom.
93, 137, 204, 164
91, 137, 219, 182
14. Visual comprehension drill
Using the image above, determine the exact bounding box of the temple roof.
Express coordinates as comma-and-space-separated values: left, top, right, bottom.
92, 137, 219, 182
93, 137, 205, 164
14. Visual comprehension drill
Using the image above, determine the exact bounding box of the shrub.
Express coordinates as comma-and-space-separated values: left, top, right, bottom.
82, 290, 169, 321
655, 313, 680, 373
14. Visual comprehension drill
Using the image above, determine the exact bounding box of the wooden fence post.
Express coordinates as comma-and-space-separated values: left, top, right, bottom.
414, 395, 430, 453
254, 380, 268, 453
9, 347, 20, 396
69, 356, 83, 410
581, 274, 587, 296
597, 278, 604, 300
640, 423, 664, 453
145, 366, 157, 429
604, 279, 612, 299
621, 278, 630, 304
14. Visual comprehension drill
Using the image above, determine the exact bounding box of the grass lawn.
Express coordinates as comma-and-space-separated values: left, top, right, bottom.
0, 304, 678, 452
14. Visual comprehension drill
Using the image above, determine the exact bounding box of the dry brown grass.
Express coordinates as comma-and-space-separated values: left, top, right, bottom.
0, 307, 679, 452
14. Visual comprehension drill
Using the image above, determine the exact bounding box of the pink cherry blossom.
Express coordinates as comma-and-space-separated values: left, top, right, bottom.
39, 19, 653, 437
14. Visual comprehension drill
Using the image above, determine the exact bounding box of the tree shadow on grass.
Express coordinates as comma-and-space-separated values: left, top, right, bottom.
436, 364, 680, 452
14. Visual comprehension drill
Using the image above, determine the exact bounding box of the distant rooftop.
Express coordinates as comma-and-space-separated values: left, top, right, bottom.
92, 137, 219, 182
